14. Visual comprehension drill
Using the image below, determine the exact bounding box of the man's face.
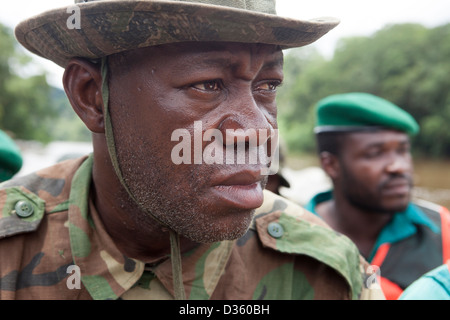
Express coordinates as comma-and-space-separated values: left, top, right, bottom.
337, 130, 414, 214
107, 42, 283, 243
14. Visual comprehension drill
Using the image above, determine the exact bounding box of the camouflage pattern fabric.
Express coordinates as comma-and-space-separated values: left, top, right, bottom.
0, 155, 383, 299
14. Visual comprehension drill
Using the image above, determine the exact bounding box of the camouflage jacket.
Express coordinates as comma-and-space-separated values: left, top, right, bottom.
0, 155, 383, 300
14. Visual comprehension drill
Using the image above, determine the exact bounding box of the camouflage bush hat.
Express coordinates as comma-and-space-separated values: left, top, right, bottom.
314, 92, 420, 136
15, 0, 340, 68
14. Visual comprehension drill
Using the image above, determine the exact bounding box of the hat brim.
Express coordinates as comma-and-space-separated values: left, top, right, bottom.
15, 1, 339, 68
314, 125, 387, 134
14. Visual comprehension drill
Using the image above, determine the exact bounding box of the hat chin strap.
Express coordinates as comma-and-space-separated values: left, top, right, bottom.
100, 57, 186, 300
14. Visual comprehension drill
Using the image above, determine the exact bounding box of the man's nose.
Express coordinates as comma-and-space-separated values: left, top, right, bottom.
219, 118, 275, 148
386, 154, 412, 174
218, 93, 276, 148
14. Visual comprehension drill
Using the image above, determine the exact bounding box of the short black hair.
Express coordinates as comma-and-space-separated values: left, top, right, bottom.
315, 131, 348, 156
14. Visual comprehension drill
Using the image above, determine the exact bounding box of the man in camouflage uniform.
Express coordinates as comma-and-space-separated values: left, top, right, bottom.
0, 0, 383, 300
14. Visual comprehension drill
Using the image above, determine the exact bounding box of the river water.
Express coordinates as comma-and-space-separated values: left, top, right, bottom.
413, 159, 450, 209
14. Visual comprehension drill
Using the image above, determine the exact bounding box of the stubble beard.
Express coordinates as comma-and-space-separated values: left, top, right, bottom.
342, 171, 411, 215
115, 142, 256, 244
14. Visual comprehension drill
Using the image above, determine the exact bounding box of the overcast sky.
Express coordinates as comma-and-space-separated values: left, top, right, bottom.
1, 0, 450, 87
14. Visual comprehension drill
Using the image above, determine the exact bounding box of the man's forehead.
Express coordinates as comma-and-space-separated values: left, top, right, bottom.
113, 41, 283, 63
108, 41, 284, 77
346, 130, 410, 147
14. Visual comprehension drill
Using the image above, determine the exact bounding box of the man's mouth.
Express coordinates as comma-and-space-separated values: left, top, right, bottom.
212, 169, 265, 209
381, 177, 412, 197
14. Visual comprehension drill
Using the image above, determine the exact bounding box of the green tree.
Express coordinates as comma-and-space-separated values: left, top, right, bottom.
278, 23, 450, 158
0, 23, 61, 142
0, 22, 97, 143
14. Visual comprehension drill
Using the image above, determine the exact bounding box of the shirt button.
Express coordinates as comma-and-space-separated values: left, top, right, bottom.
15, 200, 34, 218
267, 222, 284, 239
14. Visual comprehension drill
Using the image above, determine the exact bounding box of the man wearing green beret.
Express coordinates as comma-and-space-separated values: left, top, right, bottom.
0, 129, 22, 182
305, 92, 450, 300
0, 0, 383, 300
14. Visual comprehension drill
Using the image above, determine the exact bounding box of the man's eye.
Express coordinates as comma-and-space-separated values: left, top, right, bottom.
398, 144, 411, 155
364, 149, 383, 159
257, 81, 282, 91
193, 80, 221, 91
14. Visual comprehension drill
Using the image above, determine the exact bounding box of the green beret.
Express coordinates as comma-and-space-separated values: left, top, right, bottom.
314, 92, 420, 135
0, 130, 23, 182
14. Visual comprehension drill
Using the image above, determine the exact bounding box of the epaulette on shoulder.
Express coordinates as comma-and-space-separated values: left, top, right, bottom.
0, 177, 46, 239
254, 189, 331, 229
0, 169, 64, 239
252, 190, 363, 299
0, 156, 87, 239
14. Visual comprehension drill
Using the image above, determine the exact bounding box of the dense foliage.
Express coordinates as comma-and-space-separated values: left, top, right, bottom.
277, 23, 450, 158
0, 23, 90, 143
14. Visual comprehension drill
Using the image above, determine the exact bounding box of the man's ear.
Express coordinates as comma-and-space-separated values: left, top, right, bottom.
319, 151, 340, 180
63, 58, 105, 133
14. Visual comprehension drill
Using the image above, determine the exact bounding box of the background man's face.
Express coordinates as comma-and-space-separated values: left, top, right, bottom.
107, 41, 283, 242
337, 130, 414, 214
